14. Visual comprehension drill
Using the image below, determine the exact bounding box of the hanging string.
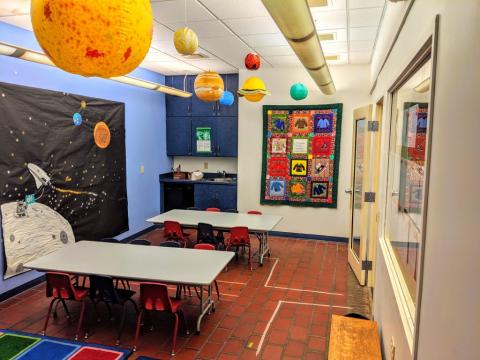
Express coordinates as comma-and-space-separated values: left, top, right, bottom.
184, 0, 187, 27
183, 73, 187, 91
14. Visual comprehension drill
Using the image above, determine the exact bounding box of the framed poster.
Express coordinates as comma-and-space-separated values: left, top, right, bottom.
196, 127, 212, 153
261, 104, 343, 208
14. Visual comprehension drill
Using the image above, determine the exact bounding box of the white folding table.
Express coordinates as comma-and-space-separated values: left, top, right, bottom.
147, 209, 283, 265
24, 241, 234, 333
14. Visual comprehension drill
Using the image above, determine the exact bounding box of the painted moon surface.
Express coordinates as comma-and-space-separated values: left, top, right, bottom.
1, 202, 75, 279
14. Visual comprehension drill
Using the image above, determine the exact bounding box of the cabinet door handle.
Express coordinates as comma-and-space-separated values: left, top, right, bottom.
216, 102, 220, 115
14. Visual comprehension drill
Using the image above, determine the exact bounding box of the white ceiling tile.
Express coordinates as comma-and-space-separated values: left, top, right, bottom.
224, 16, 279, 35
312, 10, 347, 30
309, 0, 346, 11
0, 15, 32, 30
254, 45, 294, 57
197, 0, 270, 19
186, 59, 236, 73
144, 48, 177, 62
241, 33, 288, 48
0, 0, 30, 17
350, 40, 374, 52
200, 35, 251, 68
153, 21, 174, 41
349, 7, 383, 27
151, 0, 214, 23
166, 20, 228, 38
266, 55, 302, 67
349, 0, 385, 9
349, 51, 371, 64
349, 26, 378, 41
322, 41, 348, 54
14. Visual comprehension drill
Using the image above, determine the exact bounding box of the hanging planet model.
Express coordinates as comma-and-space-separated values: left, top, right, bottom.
290, 83, 308, 100
194, 71, 224, 102
30, 0, 153, 77
244, 52, 261, 70
219, 90, 234, 106
173, 27, 198, 55
237, 77, 270, 102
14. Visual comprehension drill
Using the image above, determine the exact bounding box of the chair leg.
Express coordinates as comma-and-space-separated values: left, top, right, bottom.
74, 299, 86, 341
171, 313, 179, 356
42, 298, 56, 335
60, 299, 71, 319
133, 310, 144, 352
178, 309, 189, 335
214, 280, 220, 300
248, 245, 252, 271
116, 305, 127, 345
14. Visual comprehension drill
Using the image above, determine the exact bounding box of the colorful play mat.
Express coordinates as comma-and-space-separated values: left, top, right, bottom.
0, 330, 131, 360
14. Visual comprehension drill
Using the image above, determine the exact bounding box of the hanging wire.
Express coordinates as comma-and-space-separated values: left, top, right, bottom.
184, 0, 187, 27
183, 73, 188, 91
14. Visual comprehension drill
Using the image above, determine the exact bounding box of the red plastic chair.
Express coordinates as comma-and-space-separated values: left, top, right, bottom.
194, 243, 221, 299
133, 283, 188, 356
164, 220, 188, 246
43, 272, 89, 340
206, 207, 220, 212
226, 226, 252, 270
247, 210, 263, 215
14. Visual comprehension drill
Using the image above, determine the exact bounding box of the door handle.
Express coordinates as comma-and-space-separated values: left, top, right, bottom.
392, 191, 400, 196
345, 189, 353, 194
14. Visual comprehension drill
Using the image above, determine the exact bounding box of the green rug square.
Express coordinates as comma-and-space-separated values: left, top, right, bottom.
0, 334, 40, 360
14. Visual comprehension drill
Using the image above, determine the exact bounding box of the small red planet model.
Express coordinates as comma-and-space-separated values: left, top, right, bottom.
245, 52, 261, 70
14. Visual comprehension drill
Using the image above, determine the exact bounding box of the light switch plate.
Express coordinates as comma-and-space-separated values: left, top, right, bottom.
140, 165, 145, 174
204, 162, 208, 169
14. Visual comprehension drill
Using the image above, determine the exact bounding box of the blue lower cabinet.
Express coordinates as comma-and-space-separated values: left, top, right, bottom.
194, 184, 237, 210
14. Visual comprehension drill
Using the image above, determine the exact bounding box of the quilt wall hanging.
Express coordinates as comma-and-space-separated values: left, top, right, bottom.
261, 104, 343, 208
0, 82, 128, 279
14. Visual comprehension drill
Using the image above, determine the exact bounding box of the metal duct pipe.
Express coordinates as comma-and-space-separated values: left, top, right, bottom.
261, 0, 336, 95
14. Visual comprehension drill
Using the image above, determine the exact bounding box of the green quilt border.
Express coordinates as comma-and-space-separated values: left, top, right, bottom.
260, 103, 343, 208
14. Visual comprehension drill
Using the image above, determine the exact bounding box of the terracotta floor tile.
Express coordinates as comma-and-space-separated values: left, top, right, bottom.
223, 339, 245, 354
307, 336, 326, 352
268, 329, 289, 345
198, 341, 223, 359
261, 344, 283, 360
284, 341, 306, 357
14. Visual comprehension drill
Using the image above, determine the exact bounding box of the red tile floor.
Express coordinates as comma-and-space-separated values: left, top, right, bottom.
0, 230, 369, 359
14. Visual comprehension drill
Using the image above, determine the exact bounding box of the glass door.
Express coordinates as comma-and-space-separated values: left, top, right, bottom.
347, 105, 373, 285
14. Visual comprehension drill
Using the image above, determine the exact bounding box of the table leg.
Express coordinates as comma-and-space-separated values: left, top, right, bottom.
259, 232, 270, 266
196, 284, 214, 334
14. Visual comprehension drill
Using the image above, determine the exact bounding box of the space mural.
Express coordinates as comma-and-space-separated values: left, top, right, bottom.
0, 82, 128, 279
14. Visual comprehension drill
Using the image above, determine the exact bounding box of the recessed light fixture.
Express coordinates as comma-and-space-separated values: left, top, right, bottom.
325, 55, 339, 61
317, 32, 336, 41
307, 0, 329, 7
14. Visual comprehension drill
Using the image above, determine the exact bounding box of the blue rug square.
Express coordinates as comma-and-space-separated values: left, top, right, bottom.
17, 339, 80, 360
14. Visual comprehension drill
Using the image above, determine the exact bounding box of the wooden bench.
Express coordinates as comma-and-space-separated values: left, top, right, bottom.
328, 315, 382, 359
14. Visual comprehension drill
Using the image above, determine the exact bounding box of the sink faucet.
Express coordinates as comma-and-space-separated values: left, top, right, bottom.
217, 170, 227, 178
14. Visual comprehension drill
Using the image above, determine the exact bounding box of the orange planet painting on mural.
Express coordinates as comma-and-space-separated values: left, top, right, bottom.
93, 122, 111, 149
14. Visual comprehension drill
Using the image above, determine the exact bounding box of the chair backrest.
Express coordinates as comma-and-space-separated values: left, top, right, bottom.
139, 283, 173, 312
46, 272, 77, 299
101, 238, 119, 243
206, 207, 220, 212
89, 275, 120, 304
194, 243, 215, 251
187, 207, 201, 211
164, 221, 184, 240
197, 222, 216, 245
159, 240, 181, 248
130, 239, 151, 246
247, 210, 263, 215
224, 209, 238, 213
229, 226, 251, 246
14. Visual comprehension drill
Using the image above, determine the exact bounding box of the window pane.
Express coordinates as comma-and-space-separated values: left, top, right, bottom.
386, 59, 431, 308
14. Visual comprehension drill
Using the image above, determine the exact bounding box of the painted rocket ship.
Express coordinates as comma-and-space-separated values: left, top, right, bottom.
27, 163, 52, 189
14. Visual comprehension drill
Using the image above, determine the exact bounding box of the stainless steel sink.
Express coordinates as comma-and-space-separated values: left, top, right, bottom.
207, 178, 236, 183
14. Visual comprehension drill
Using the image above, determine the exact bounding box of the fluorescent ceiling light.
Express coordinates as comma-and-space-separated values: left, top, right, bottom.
307, 0, 329, 7
262, 0, 336, 95
325, 55, 339, 61
0, 41, 192, 98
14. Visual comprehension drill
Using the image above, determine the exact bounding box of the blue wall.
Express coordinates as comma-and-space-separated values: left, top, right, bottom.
0, 22, 171, 295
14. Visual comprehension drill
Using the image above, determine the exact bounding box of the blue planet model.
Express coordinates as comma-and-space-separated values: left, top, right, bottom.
72, 112, 82, 126
219, 90, 234, 106
290, 83, 308, 100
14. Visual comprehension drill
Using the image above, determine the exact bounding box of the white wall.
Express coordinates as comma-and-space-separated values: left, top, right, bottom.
237, 65, 370, 237
371, 1, 480, 359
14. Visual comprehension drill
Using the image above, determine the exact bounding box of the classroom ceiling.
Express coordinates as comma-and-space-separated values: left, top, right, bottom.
0, 0, 385, 75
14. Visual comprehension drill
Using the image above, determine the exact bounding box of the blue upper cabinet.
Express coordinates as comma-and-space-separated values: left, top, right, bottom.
165, 73, 238, 157
166, 116, 192, 156
216, 117, 238, 157
218, 74, 239, 117
166, 76, 192, 117
191, 117, 217, 157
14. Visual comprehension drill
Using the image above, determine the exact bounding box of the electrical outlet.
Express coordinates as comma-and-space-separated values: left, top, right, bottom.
390, 336, 396, 360
204, 162, 208, 169
140, 165, 145, 174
